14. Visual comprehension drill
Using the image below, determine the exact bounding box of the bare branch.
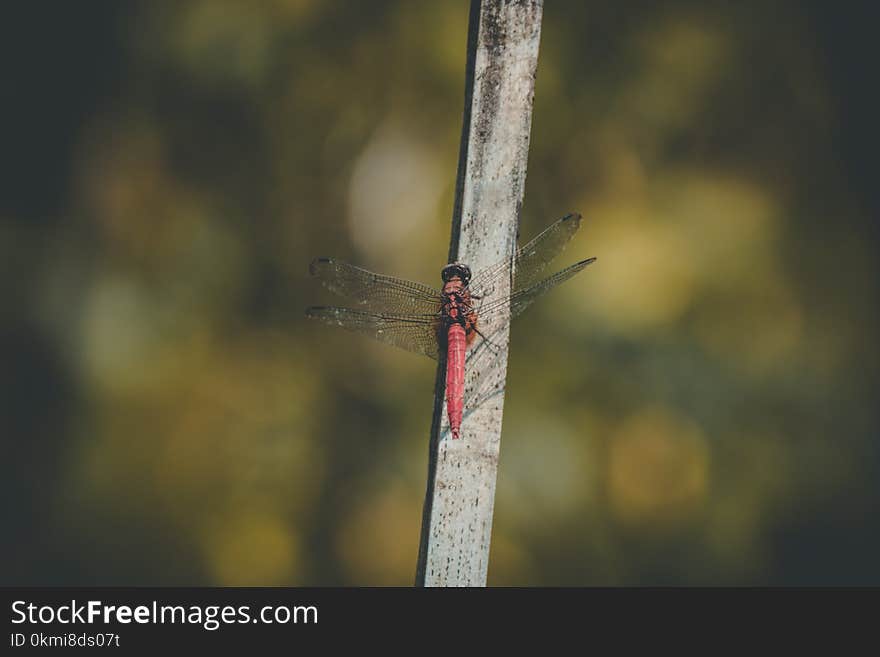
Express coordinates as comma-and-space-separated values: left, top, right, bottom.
416, 0, 544, 587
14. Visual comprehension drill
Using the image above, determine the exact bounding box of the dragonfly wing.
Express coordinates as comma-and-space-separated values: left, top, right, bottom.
309, 258, 442, 315
476, 257, 597, 323
513, 212, 583, 292
468, 213, 583, 298
306, 306, 441, 359
510, 257, 596, 318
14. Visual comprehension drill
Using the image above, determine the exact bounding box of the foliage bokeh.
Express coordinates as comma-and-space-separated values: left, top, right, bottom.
2, 0, 877, 585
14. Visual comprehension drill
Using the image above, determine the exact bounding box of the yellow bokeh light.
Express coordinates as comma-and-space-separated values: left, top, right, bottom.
201, 511, 299, 586
607, 406, 710, 529
576, 199, 698, 334
336, 481, 421, 585
347, 120, 447, 263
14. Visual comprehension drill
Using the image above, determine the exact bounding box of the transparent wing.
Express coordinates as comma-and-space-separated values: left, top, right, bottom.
305, 306, 441, 359
468, 213, 583, 300
309, 257, 442, 315
476, 257, 596, 323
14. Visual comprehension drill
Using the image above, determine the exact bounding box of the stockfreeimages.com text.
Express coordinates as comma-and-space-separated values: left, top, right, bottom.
11, 600, 317, 631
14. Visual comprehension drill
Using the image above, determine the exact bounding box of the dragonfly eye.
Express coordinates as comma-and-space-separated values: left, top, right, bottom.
442, 263, 472, 286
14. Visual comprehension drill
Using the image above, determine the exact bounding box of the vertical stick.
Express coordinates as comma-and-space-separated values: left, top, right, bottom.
416, 0, 544, 587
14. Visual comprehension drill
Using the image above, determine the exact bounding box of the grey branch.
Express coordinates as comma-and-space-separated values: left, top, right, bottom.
416, 0, 544, 587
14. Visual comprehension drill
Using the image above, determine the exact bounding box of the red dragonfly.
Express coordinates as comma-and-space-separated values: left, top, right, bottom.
306, 213, 595, 439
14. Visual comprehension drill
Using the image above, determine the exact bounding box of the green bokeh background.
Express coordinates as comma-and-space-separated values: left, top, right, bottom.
2, 0, 877, 585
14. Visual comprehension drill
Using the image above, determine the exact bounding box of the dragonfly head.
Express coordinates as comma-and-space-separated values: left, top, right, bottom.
441, 262, 472, 286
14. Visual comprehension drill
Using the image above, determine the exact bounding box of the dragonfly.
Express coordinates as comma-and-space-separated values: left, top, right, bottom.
306, 213, 596, 440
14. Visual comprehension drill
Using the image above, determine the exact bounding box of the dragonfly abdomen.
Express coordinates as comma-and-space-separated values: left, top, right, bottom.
445, 323, 467, 440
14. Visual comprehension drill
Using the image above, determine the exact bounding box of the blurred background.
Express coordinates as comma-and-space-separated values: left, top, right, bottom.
2, 0, 877, 585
